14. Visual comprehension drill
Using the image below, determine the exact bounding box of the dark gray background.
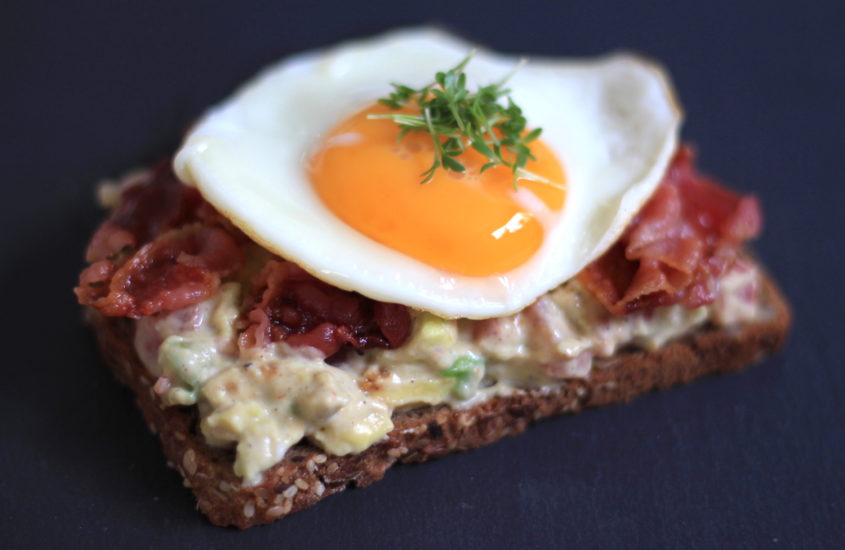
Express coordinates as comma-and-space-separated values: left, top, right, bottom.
2, 1, 843, 548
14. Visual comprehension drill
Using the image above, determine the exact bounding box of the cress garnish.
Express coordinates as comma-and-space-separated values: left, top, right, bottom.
370, 51, 554, 188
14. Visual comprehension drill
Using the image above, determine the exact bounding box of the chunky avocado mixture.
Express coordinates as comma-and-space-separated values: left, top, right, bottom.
134, 266, 761, 484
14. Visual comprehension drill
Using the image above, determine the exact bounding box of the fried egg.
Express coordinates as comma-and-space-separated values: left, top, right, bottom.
174, 28, 681, 319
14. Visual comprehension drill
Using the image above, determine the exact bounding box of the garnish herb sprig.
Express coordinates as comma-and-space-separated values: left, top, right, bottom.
369, 51, 552, 187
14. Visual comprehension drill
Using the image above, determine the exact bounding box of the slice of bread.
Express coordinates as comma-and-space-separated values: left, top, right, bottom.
88, 268, 789, 528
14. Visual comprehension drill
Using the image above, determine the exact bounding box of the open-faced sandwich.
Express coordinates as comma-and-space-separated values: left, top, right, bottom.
75, 29, 790, 528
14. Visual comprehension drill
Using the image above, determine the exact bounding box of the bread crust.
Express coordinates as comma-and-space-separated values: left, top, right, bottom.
88, 270, 790, 528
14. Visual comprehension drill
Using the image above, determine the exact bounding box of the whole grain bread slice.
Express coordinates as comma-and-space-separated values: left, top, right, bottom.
88, 269, 790, 528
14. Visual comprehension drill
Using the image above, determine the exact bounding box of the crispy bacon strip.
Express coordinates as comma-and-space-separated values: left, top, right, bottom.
76, 161, 409, 354
76, 224, 244, 318
76, 161, 245, 318
240, 260, 412, 357
85, 161, 204, 262
578, 146, 761, 314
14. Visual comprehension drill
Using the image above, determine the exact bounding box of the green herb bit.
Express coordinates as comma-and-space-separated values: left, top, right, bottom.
441, 355, 482, 380
369, 51, 549, 187
441, 355, 484, 399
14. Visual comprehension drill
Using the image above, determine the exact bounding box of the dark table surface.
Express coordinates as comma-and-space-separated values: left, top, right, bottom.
2, 1, 843, 548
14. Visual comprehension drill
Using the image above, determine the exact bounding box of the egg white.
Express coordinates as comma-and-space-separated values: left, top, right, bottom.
174, 28, 681, 319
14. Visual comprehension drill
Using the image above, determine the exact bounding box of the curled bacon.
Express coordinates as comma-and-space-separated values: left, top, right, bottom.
77, 161, 248, 318
76, 224, 244, 318
240, 260, 412, 357
85, 161, 203, 262
578, 146, 761, 314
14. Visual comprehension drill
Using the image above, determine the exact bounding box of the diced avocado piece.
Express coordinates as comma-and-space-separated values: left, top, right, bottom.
371, 376, 453, 407
210, 282, 241, 339
164, 387, 197, 406
204, 401, 267, 438
159, 336, 207, 387
157, 335, 221, 406
413, 313, 457, 347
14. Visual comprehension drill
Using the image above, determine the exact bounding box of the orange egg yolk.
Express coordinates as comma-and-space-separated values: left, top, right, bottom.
309, 104, 566, 276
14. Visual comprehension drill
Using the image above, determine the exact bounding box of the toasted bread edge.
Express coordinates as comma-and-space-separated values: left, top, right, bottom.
88, 269, 790, 528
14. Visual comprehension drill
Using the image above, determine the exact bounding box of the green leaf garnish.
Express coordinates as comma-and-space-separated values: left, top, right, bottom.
441, 355, 483, 381
369, 50, 553, 187
441, 355, 484, 400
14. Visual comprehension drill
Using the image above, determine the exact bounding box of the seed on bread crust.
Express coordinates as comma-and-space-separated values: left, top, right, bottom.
182, 449, 197, 476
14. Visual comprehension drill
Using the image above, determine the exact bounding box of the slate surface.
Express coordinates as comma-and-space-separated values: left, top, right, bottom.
2, 1, 843, 548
